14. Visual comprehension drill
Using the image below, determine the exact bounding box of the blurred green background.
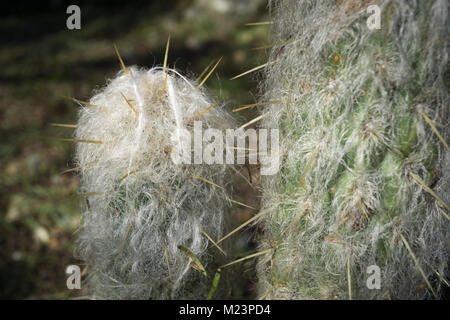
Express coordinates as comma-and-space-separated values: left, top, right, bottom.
0, 0, 271, 299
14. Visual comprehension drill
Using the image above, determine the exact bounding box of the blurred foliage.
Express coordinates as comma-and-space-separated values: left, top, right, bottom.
0, 0, 271, 299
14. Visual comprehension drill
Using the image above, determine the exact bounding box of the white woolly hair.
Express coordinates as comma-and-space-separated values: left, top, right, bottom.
257, 0, 449, 299
74, 66, 235, 299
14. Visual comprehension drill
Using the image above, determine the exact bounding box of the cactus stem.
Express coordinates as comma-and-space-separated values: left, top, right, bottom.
397, 230, 437, 299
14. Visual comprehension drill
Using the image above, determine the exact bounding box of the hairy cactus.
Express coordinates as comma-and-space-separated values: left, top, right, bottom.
74, 64, 235, 299
257, 0, 449, 299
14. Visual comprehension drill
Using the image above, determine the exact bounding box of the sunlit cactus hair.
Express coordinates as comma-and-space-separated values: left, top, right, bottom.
73, 43, 236, 299
256, 0, 449, 299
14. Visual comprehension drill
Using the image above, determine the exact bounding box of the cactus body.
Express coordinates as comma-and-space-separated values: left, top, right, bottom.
74, 67, 235, 299
257, 0, 449, 299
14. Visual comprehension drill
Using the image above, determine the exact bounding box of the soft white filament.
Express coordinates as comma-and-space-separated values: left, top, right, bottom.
74, 66, 235, 299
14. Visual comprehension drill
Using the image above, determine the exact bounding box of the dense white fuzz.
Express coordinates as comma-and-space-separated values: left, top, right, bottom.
257, 0, 449, 299
74, 67, 235, 299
